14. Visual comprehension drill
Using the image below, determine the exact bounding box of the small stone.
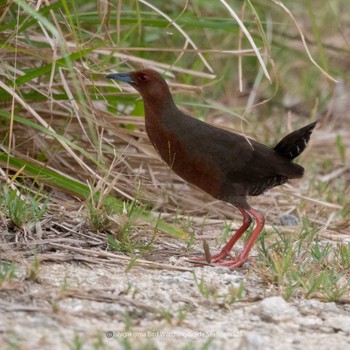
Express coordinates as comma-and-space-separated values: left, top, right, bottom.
280, 214, 299, 226
205, 314, 215, 321
249, 315, 261, 322
324, 316, 350, 333
297, 316, 323, 327
239, 332, 263, 350
298, 300, 339, 315
259, 296, 299, 322
220, 272, 241, 285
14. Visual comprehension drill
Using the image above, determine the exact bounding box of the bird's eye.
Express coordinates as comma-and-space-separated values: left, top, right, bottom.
139, 73, 149, 83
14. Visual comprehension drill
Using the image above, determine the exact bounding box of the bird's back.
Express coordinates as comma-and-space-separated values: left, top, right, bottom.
145, 109, 305, 201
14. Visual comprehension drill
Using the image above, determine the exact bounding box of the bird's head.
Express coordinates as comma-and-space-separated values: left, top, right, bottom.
106, 69, 173, 104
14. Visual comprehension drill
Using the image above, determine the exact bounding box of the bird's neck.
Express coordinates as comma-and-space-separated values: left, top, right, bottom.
143, 94, 179, 126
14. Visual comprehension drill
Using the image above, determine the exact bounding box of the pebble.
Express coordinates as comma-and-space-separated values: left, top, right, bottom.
298, 299, 339, 315
280, 214, 299, 226
259, 296, 299, 322
324, 315, 350, 333
239, 331, 264, 350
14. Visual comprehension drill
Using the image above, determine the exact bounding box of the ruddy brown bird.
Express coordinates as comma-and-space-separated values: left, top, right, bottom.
106, 69, 316, 268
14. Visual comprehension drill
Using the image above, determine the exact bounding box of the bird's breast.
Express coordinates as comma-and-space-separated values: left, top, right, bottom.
145, 121, 222, 199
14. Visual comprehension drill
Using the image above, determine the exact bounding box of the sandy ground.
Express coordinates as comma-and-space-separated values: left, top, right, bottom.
1, 230, 350, 350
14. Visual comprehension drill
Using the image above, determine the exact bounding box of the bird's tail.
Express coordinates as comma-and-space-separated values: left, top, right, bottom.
273, 121, 317, 160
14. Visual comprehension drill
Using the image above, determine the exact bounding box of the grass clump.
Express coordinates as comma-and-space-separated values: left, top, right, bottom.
257, 222, 350, 302
0, 184, 49, 230
0, 260, 17, 286
106, 197, 157, 256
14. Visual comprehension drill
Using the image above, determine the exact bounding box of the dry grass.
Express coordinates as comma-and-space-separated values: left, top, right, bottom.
1, 1, 350, 348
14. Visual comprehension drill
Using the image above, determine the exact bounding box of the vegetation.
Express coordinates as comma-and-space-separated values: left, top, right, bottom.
0, 0, 349, 348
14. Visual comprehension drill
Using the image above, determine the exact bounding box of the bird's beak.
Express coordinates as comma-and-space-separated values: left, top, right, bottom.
106, 72, 134, 84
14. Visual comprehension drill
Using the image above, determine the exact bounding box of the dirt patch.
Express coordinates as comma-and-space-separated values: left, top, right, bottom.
1, 227, 350, 350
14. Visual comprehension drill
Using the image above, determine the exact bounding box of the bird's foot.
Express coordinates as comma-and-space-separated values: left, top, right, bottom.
209, 257, 249, 269
187, 256, 211, 266
188, 250, 236, 265
188, 250, 250, 269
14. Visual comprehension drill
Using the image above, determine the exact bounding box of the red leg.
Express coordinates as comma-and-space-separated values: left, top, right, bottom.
211, 208, 265, 268
189, 208, 252, 264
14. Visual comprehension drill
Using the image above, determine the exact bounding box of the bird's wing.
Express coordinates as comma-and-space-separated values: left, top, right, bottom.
169, 113, 301, 177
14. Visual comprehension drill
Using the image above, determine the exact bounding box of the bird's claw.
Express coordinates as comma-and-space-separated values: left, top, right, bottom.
209, 258, 248, 269
188, 250, 231, 264
188, 251, 248, 269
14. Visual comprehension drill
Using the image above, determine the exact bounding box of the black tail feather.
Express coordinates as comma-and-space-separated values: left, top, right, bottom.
273, 121, 317, 160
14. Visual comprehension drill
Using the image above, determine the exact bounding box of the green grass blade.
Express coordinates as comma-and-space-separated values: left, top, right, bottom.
0, 153, 188, 239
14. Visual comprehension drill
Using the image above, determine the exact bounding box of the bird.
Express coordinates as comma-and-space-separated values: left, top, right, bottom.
106, 69, 316, 269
